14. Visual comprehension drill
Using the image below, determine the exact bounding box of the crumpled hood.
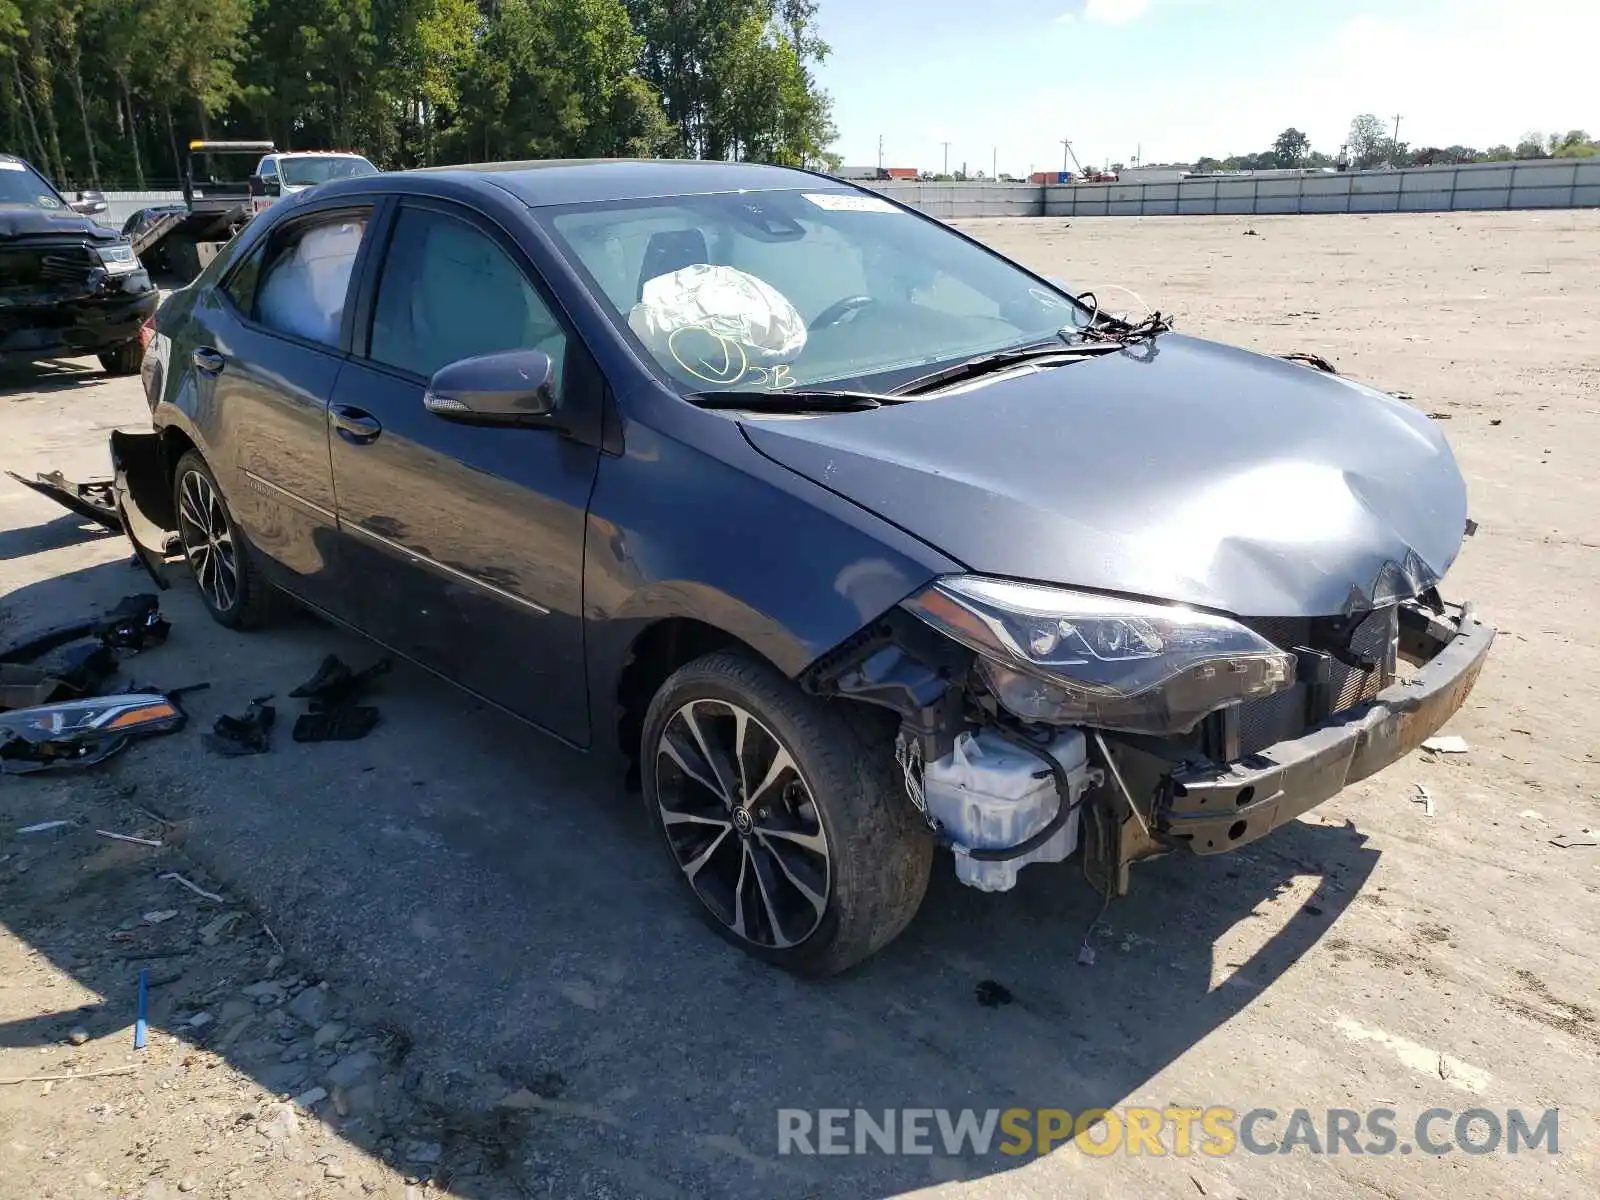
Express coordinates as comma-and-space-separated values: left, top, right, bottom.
0, 206, 118, 242
740, 334, 1469, 617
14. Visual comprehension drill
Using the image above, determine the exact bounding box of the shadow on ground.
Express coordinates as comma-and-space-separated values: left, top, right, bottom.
0, 361, 109, 397
0, 512, 117, 562
0, 559, 1380, 1198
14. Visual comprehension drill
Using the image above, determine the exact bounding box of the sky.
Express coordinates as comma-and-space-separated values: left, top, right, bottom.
812, 0, 1600, 175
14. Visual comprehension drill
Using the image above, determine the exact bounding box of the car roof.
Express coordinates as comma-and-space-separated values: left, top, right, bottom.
393, 158, 837, 208
271, 151, 370, 159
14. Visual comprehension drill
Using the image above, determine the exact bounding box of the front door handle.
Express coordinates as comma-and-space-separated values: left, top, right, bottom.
192, 346, 225, 375
331, 404, 383, 445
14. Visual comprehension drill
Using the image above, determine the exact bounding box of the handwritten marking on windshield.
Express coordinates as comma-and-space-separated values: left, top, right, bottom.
667, 325, 797, 390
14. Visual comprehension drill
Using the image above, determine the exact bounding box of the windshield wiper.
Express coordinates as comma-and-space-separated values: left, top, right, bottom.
687, 389, 896, 413
890, 336, 1124, 396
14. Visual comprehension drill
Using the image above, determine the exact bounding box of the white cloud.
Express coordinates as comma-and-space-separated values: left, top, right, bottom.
1085, 0, 1150, 22
1056, 0, 1151, 24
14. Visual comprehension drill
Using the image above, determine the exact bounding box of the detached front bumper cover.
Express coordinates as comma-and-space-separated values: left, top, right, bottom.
1161, 606, 1494, 854
110, 429, 179, 589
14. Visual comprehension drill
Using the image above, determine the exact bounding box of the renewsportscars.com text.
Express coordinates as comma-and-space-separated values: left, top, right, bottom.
776, 1106, 1560, 1158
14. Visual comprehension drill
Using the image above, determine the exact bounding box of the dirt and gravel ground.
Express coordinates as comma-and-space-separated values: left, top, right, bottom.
1, 210, 1597, 1200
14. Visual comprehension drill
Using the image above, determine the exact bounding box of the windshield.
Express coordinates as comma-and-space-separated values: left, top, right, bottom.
0, 160, 67, 212
281, 156, 379, 187
540, 189, 1091, 395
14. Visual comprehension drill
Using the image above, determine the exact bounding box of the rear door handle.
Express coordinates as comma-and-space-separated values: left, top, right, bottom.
192, 347, 225, 375
331, 405, 382, 445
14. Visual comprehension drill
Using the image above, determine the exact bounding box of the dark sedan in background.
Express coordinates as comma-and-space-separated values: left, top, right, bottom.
1, 153, 156, 374
114, 159, 1492, 975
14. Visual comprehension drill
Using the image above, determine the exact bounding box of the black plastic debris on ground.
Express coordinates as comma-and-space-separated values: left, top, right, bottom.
292, 705, 379, 743
975, 979, 1013, 1008
0, 642, 116, 711
3, 469, 121, 530
203, 696, 276, 757
0, 594, 169, 669
287, 654, 389, 742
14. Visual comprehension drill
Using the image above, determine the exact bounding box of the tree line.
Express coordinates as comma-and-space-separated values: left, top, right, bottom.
1190, 116, 1600, 175
0, 0, 838, 190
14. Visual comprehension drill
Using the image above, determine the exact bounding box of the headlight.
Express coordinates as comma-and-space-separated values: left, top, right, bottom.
902, 576, 1295, 734
95, 241, 141, 275
4, 694, 181, 739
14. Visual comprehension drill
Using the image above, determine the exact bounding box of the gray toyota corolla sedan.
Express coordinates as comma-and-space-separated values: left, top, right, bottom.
114, 160, 1493, 975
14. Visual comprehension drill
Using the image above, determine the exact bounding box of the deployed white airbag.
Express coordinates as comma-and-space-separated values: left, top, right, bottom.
629, 264, 806, 381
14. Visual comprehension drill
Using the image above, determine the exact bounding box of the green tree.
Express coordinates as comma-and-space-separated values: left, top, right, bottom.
1347, 113, 1388, 169
1551, 129, 1598, 158
1272, 127, 1310, 167
628, 0, 833, 163
2, 0, 837, 186
1515, 131, 1549, 159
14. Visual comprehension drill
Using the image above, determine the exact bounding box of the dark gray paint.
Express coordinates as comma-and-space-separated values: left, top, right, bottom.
741, 334, 1469, 618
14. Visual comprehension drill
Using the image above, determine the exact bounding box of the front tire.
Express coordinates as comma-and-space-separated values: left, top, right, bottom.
642, 650, 932, 976
99, 340, 144, 376
172, 451, 277, 629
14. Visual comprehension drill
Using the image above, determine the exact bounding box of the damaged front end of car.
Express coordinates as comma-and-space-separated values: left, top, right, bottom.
805, 577, 1493, 901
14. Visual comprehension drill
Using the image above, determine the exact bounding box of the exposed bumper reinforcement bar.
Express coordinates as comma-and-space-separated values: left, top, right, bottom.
1162, 607, 1495, 854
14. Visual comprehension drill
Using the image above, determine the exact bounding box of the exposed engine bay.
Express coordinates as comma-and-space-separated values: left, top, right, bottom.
804, 588, 1493, 899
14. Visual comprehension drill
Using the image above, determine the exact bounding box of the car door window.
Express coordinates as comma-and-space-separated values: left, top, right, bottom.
223, 243, 265, 313
252, 212, 369, 348
369, 206, 566, 391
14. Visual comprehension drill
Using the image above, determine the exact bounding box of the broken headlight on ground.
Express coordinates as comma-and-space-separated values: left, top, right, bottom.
0, 692, 187, 774
901, 576, 1295, 734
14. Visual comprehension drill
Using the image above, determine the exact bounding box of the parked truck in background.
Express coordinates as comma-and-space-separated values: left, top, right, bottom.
122, 142, 377, 284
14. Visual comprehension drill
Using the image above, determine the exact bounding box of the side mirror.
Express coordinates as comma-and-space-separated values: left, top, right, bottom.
69, 190, 108, 216
247, 175, 265, 196
424, 349, 558, 426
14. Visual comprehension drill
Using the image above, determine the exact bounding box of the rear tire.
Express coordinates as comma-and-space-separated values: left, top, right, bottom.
172, 450, 277, 629
99, 341, 144, 376
642, 650, 932, 976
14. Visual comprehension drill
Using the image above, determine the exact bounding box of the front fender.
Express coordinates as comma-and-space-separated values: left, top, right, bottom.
583, 416, 958, 752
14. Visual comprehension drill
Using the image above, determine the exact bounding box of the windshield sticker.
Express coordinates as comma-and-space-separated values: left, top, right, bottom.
801, 192, 899, 214
36, 195, 61, 208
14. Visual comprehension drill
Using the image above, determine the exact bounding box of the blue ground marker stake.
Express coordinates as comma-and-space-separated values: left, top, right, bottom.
134, 968, 149, 1050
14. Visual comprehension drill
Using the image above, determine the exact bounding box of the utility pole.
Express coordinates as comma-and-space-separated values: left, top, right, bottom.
941, 141, 951, 176
877, 134, 883, 170
992, 146, 997, 180
1391, 113, 1403, 164
1061, 138, 1071, 174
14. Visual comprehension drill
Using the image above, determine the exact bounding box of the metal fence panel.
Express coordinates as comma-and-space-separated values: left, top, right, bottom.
1456, 187, 1510, 210
1400, 190, 1454, 211
1350, 191, 1400, 212
1351, 173, 1402, 194
1514, 163, 1579, 188
1303, 175, 1351, 197
1511, 186, 1576, 208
